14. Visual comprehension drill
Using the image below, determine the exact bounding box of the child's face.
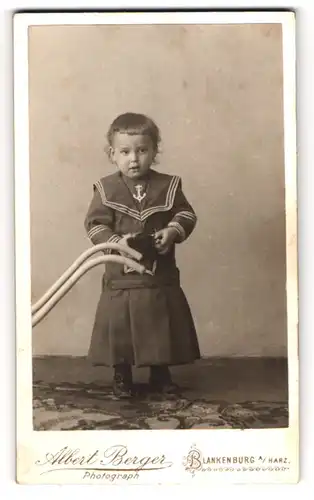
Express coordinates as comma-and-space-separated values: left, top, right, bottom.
110, 133, 156, 179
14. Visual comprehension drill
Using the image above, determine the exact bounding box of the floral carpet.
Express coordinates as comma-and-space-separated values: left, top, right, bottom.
33, 382, 288, 431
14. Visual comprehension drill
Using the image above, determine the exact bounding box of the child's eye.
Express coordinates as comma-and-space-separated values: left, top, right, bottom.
139, 148, 147, 154
120, 150, 129, 155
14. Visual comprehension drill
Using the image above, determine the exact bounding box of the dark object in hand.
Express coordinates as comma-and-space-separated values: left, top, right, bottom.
127, 233, 158, 261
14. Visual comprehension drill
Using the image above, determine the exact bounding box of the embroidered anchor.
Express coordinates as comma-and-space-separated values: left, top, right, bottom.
133, 184, 146, 203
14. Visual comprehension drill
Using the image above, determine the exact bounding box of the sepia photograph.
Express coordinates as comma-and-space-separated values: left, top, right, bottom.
14, 11, 298, 484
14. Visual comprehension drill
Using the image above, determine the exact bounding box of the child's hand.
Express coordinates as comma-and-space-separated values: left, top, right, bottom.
154, 227, 178, 255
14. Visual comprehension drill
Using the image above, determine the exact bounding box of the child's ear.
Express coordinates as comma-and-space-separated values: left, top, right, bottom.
107, 146, 115, 163
152, 148, 159, 165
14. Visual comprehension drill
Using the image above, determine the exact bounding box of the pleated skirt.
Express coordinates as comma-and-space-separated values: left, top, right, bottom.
88, 283, 200, 367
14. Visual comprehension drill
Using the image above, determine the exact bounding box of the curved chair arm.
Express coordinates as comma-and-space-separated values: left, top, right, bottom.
32, 254, 146, 327
32, 242, 142, 314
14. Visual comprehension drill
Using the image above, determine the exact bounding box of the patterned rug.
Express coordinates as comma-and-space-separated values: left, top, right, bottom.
33, 382, 288, 430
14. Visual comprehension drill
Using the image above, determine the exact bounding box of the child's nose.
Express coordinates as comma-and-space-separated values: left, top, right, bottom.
130, 151, 138, 162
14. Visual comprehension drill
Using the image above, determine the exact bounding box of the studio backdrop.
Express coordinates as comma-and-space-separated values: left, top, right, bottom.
29, 23, 286, 357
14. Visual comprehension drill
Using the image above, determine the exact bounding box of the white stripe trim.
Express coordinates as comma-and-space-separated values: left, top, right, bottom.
177, 210, 196, 216
107, 234, 121, 244
88, 224, 107, 233
88, 227, 106, 239
140, 176, 180, 219
175, 210, 197, 222
107, 203, 142, 220
140, 176, 179, 217
94, 176, 180, 222
104, 234, 121, 253
88, 225, 108, 238
168, 221, 186, 242
95, 180, 140, 218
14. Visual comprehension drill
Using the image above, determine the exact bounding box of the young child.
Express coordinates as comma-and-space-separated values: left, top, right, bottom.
84, 112, 200, 398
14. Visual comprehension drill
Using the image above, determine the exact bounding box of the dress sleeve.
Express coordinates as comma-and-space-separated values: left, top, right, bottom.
167, 178, 197, 243
84, 185, 121, 253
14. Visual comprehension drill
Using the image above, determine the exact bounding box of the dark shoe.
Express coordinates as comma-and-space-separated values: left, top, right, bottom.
155, 382, 180, 394
113, 377, 134, 399
149, 366, 179, 394
113, 364, 134, 399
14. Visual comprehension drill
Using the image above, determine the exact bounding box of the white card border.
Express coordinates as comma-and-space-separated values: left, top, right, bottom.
13, 10, 298, 485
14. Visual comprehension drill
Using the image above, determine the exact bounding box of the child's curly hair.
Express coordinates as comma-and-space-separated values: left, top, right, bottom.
106, 112, 161, 162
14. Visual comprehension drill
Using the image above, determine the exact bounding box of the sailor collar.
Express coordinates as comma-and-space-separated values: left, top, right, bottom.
94, 170, 180, 222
